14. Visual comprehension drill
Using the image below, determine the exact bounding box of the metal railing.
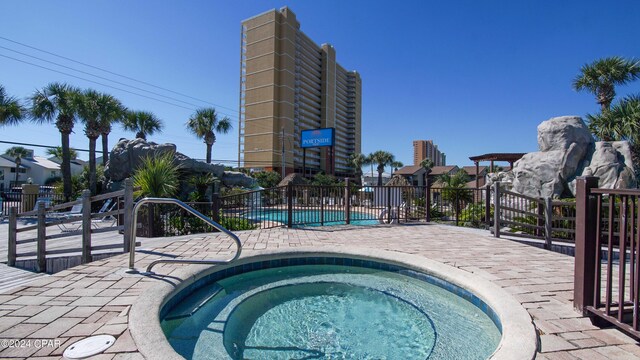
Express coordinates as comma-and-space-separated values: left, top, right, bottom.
216, 183, 489, 229
128, 197, 242, 274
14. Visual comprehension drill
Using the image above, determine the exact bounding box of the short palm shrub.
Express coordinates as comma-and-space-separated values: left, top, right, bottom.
132, 151, 180, 236
133, 151, 180, 198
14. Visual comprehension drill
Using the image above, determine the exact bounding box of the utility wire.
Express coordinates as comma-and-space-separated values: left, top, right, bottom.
0, 140, 90, 153
0, 36, 240, 115
0, 53, 196, 111
0, 50, 240, 120
0, 45, 206, 111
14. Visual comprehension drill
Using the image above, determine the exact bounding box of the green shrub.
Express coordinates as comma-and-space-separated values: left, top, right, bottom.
219, 214, 257, 231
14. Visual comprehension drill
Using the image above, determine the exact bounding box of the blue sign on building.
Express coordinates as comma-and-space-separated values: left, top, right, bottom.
300, 128, 335, 148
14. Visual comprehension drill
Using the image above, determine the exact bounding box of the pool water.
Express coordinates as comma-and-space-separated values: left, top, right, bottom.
161, 264, 501, 359
248, 209, 378, 227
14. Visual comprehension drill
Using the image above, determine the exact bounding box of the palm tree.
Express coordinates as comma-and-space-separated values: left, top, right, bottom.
133, 151, 180, 198
587, 95, 640, 142
0, 85, 25, 127
188, 173, 216, 201
97, 94, 125, 166
122, 110, 163, 140
4, 146, 30, 186
390, 160, 403, 176
133, 151, 180, 237
369, 150, 395, 186
30, 82, 81, 201
46, 146, 78, 160
439, 171, 473, 218
420, 158, 434, 186
349, 153, 367, 184
586, 112, 618, 141
573, 56, 640, 112
75, 89, 103, 194
186, 108, 232, 164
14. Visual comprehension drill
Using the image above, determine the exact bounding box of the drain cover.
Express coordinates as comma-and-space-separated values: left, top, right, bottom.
63, 335, 116, 359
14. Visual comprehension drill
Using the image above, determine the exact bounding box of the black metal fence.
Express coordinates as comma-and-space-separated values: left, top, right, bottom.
141, 183, 491, 236
1, 191, 66, 217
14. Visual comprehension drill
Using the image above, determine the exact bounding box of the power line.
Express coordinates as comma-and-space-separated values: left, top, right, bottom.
0, 45, 207, 111
0, 36, 240, 115
0, 140, 90, 153
0, 53, 196, 111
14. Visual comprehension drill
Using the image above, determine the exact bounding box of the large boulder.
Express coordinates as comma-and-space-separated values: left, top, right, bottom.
511, 116, 593, 198
507, 116, 635, 198
511, 151, 567, 198
568, 141, 637, 193
537, 116, 593, 152
104, 138, 255, 189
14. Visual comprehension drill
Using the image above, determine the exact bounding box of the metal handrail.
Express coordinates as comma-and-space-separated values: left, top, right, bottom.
128, 197, 242, 273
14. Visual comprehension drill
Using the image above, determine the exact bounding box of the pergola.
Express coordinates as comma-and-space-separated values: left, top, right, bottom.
468, 153, 526, 188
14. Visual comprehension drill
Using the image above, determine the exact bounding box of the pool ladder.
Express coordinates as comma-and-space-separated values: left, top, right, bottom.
127, 197, 242, 274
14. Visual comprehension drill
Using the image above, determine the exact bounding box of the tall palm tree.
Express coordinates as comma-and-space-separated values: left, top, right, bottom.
30, 82, 80, 201
4, 146, 30, 186
349, 153, 367, 184
390, 160, 403, 176
587, 95, 640, 141
573, 56, 640, 112
75, 89, 103, 194
122, 110, 163, 140
185, 108, 232, 163
420, 158, 434, 186
369, 150, 395, 186
46, 146, 78, 160
0, 85, 25, 127
98, 94, 125, 166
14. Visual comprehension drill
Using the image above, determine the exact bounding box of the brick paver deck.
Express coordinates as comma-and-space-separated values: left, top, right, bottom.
1, 224, 639, 359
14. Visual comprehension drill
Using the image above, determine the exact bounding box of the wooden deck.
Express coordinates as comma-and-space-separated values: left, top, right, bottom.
0, 263, 48, 293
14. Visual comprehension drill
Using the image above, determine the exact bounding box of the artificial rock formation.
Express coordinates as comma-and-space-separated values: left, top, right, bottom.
507, 116, 636, 198
104, 138, 256, 189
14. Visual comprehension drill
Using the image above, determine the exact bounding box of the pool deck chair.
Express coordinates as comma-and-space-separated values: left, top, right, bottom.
92, 198, 117, 228
54, 202, 84, 232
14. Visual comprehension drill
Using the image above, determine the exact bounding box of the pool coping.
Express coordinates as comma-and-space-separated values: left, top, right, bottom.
129, 247, 538, 360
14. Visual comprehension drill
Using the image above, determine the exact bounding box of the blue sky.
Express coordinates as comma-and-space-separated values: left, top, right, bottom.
1, 0, 639, 169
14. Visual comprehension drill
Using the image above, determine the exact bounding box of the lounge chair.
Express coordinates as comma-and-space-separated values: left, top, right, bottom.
53, 201, 84, 232
33, 197, 52, 211
92, 198, 117, 228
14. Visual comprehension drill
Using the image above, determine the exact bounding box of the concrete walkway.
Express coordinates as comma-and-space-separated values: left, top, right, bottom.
0, 224, 638, 359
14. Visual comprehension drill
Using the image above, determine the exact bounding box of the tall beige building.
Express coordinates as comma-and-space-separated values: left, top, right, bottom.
238, 7, 361, 177
413, 140, 446, 166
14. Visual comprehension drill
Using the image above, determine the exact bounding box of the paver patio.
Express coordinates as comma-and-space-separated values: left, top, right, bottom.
0, 223, 639, 359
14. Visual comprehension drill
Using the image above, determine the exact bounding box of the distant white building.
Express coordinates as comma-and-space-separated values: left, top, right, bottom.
0, 157, 26, 191
20, 156, 63, 186
48, 157, 86, 176
0, 151, 85, 190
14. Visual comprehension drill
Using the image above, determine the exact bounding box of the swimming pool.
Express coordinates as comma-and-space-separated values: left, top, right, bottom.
247, 209, 378, 227
131, 249, 537, 360
161, 260, 500, 359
